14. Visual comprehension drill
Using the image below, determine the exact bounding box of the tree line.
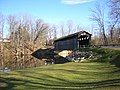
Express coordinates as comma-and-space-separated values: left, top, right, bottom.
90, 0, 120, 45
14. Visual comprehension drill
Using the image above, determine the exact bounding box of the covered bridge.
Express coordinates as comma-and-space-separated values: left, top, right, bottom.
54, 31, 92, 50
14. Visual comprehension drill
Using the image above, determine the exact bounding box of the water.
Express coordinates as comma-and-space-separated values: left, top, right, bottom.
0, 54, 45, 71
0, 48, 69, 71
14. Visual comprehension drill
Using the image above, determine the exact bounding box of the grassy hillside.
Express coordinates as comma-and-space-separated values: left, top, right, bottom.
79, 47, 120, 64
0, 62, 120, 90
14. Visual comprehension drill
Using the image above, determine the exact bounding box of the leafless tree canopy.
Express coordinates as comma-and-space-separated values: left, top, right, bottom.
0, 13, 4, 39
109, 0, 120, 22
90, 1, 120, 45
108, 0, 120, 44
90, 3, 108, 45
0, 14, 53, 69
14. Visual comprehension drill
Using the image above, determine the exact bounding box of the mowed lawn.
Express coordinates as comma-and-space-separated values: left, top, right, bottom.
0, 62, 120, 90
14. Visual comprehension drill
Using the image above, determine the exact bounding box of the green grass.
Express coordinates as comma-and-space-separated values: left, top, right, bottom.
79, 47, 120, 63
0, 62, 120, 90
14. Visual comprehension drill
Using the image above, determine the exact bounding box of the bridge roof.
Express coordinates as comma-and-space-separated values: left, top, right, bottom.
54, 31, 91, 42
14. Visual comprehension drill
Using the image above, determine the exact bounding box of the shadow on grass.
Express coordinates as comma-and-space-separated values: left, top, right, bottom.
1, 71, 120, 90
110, 69, 120, 74
110, 54, 120, 67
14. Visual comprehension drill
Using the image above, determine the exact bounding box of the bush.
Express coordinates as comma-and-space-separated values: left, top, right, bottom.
78, 47, 120, 64
89, 47, 120, 64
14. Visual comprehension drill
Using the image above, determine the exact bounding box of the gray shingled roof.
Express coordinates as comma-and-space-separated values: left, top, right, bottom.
54, 31, 91, 42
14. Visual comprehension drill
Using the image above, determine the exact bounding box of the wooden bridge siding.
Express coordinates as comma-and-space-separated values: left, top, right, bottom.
54, 37, 78, 50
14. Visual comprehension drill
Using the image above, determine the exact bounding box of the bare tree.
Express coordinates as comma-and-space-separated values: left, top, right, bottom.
33, 19, 48, 48
109, 0, 120, 43
60, 23, 65, 37
47, 25, 57, 46
53, 26, 57, 40
76, 25, 84, 32
90, 3, 108, 45
0, 14, 4, 39
0, 13, 5, 70
67, 20, 73, 34
7, 15, 19, 46
48, 25, 57, 40
109, 0, 120, 25
0, 14, 53, 69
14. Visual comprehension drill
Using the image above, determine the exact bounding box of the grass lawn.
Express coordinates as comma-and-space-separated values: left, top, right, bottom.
0, 62, 120, 90
102, 47, 120, 51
